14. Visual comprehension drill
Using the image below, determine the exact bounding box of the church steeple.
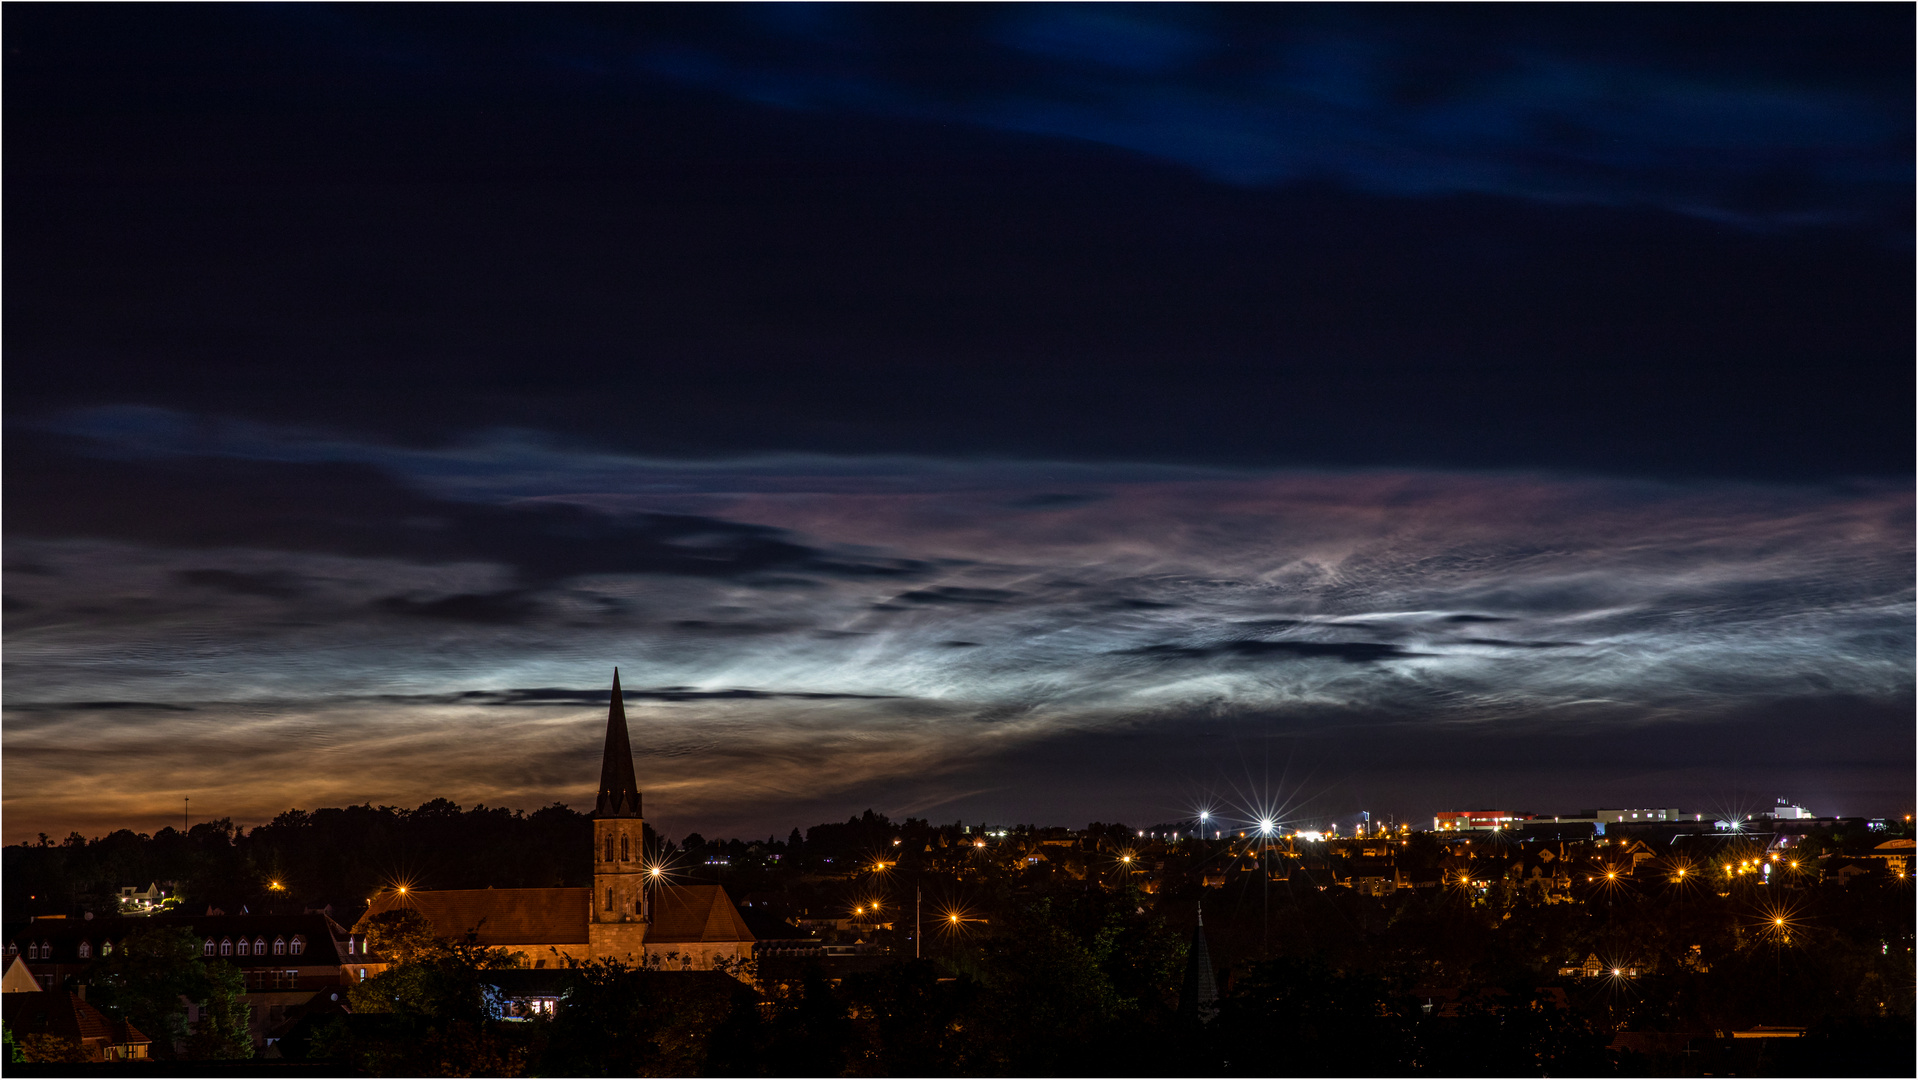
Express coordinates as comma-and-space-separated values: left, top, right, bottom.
595, 669, 642, 818
1178, 900, 1219, 1024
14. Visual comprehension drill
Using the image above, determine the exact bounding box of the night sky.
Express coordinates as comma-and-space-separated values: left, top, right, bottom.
5, 5, 1911, 844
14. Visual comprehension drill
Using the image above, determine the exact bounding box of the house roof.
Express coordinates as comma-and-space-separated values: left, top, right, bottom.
2, 955, 43, 993
7, 913, 348, 967
1, 990, 150, 1048
646, 885, 755, 944
359, 888, 591, 947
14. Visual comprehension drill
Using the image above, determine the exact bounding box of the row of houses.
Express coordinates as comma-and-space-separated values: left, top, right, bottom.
2, 910, 363, 1058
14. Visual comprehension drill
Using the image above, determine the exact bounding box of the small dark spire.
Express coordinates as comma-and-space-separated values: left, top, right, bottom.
1179, 900, 1219, 1024
596, 669, 642, 818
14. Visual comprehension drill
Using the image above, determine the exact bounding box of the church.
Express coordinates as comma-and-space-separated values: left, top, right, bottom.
356, 672, 755, 971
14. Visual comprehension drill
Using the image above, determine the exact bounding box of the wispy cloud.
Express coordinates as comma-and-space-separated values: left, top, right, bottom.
6, 421, 1909, 839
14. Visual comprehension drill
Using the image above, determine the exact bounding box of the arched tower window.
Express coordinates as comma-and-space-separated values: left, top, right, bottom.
604, 837, 614, 862
605, 887, 614, 911
620, 835, 630, 861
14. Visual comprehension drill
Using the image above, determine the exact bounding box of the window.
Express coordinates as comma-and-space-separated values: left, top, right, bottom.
605, 887, 614, 910
204, 939, 217, 957
254, 938, 266, 956
604, 837, 614, 862
620, 835, 630, 861
344, 937, 354, 956
26, 943, 38, 960
273, 937, 286, 956
78, 941, 92, 959
237, 938, 249, 956
101, 941, 113, 957
221, 938, 233, 956
289, 936, 304, 956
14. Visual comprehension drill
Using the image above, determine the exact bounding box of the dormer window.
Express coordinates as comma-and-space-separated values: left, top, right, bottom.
289, 936, 305, 956
236, 938, 249, 956
101, 940, 113, 956
344, 937, 354, 956
254, 938, 266, 956
273, 937, 287, 956
204, 939, 217, 957
220, 938, 233, 956
78, 941, 92, 959
26, 943, 38, 960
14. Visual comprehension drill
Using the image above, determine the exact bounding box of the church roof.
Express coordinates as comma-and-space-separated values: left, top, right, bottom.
354, 883, 754, 949
359, 888, 590, 947
645, 885, 756, 945
596, 669, 643, 819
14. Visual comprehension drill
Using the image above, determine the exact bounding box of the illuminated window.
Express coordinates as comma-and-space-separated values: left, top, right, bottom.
273, 937, 287, 956
204, 939, 217, 957
220, 938, 233, 957
289, 936, 305, 956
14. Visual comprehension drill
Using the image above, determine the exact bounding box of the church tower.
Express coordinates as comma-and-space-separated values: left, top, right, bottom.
589, 669, 650, 962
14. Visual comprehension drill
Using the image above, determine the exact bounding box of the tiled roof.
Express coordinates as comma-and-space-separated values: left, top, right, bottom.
352, 884, 752, 948
646, 884, 754, 944
1, 991, 150, 1048
359, 888, 590, 946
6, 913, 347, 967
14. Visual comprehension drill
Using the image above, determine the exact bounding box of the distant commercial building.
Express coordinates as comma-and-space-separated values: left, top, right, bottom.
1433, 811, 1532, 832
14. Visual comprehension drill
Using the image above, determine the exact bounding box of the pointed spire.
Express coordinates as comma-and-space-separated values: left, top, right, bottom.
596, 668, 642, 818
1178, 901, 1219, 1024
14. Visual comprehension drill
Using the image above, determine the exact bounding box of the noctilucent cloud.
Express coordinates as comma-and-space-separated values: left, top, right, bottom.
4, 5, 1911, 842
